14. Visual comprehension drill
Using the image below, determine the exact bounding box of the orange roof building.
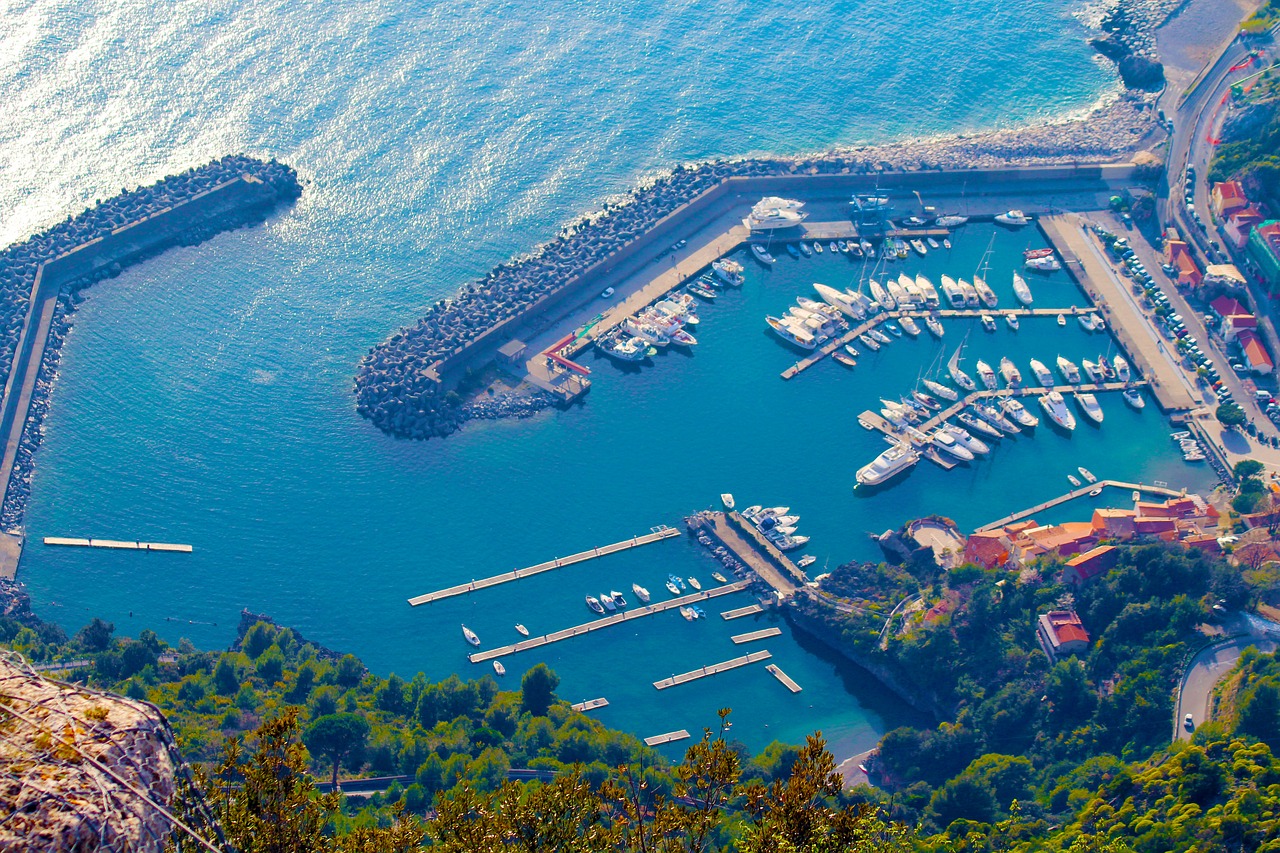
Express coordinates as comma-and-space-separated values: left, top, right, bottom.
963, 530, 1013, 569
1165, 239, 1203, 287
1092, 508, 1136, 539
1237, 329, 1274, 375
1037, 610, 1090, 662
1063, 545, 1120, 586
1211, 181, 1248, 218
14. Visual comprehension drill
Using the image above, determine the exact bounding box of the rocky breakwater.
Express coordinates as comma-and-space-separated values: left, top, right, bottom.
0, 155, 302, 530
1089, 0, 1182, 90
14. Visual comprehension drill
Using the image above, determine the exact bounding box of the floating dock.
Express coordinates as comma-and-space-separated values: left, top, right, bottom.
644, 730, 691, 747
731, 627, 782, 644
721, 604, 764, 620
652, 650, 773, 690
976, 479, 1186, 531
571, 697, 609, 712
43, 537, 193, 553
468, 580, 751, 662
408, 526, 680, 605
765, 664, 802, 693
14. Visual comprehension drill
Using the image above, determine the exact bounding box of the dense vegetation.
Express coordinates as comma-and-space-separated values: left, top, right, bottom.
1211, 91, 1280, 209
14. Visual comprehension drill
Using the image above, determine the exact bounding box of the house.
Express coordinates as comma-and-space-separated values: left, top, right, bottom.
1237, 329, 1274, 375
1091, 507, 1136, 539
963, 529, 1014, 569
1225, 207, 1265, 250
1248, 221, 1280, 292
1208, 295, 1256, 342
1017, 521, 1097, 560
1037, 610, 1090, 662
1211, 181, 1249, 218
1135, 494, 1217, 522
1165, 239, 1203, 287
1062, 545, 1120, 586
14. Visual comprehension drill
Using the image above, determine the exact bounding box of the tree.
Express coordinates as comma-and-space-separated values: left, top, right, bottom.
1217, 402, 1247, 427
303, 712, 370, 788
520, 663, 560, 716
1237, 679, 1280, 751
75, 617, 114, 651
1235, 459, 1265, 480
213, 655, 240, 695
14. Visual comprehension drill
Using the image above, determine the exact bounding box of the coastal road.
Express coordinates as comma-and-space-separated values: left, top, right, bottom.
1175, 632, 1277, 742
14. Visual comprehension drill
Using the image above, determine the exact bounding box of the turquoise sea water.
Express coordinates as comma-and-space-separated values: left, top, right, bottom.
0, 0, 1204, 756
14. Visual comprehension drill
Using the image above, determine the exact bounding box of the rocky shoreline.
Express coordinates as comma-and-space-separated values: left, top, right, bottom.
0, 155, 302, 532
353, 3, 1183, 442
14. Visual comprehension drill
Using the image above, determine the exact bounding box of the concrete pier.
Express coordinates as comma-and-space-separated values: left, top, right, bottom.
720, 604, 764, 620
765, 664, 803, 693
644, 730, 691, 747
570, 698, 609, 712
687, 512, 802, 597
652, 650, 773, 690
975, 479, 1186, 531
408, 526, 680, 605
731, 627, 782, 644
467, 580, 751, 662
42, 537, 193, 553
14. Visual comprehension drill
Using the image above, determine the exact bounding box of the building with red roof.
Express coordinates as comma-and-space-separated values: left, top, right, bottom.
1037, 610, 1090, 662
963, 530, 1013, 569
1212, 181, 1248, 218
1237, 328, 1274, 375
1165, 239, 1203, 287
1226, 207, 1265, 250
1062, 545, 1120, 586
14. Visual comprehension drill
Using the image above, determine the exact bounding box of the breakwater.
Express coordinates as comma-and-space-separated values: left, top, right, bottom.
0, 156, 302, 536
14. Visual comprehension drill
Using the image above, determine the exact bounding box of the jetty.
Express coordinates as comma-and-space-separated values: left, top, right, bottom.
731, 627, 782, 644
765, 664, 802, 693
570, 698, 609, 712
408, 526, 680, 605
687, 511, 804, 598
720, 604, 764, 620
652, 650, 773, 690
43, 538, 193, 553
643, 730, 691, 747
467, 580, 751, 662
975, 479, 1186, 531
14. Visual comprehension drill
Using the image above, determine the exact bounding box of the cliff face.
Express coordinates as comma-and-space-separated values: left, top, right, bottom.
0, 655, 191, 852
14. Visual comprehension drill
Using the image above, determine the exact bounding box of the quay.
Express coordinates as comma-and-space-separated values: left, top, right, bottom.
731, 627, 782, 644
652, 650, 773, 690
43, 537, 193, 553
721, 604, 764, 620
765, 664, 802, 693
975, 479, 1187, 532
570, 697, 609, 712
408, 526, 680, 605
687, 511, 803, 596
467, 580, 751, 662
644, 730, 691, 747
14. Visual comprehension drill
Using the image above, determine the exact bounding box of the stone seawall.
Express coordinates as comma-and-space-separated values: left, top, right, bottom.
0, 156, 302, 535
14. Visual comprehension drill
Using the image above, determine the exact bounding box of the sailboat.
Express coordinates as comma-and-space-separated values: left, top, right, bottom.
947, 336, 977, 391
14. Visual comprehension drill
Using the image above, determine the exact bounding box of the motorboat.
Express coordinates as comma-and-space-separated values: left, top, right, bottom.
859, 332, 881, 352
1012, 272, 1033, 306
912, 390, 942, 410
767, 316, 818, 350
973, 275, 998, 308
999, 357, 1022, 387
981, 313, 997, 333
1025, 247, 1054, 260
785, 243, 800, 259
976, 359, 998, 389
493, 661, 506, 676
686, 282, 717, 300
668, 328, 699, 347
885, 276, 909, 307
923, 379, 958, 401
814, 282, 864, 319
1057, 314, 1066, 326
1092, 315, 1107, 331
870, 278, 894, 310
600, 593, 617, 612
899, 315, 921, 337
515, 623, 530, 636
886, 321, 903, 338
1038, 391, 1077, 430
1002, 397, 1039, 428
959, 279, 980, 308
899, 273, 924, 307
916, 274, 941, 308
935, 214, 969, 227
1075, 392, 1104, 425
742, 505, 763, 517
797, 555, 816, 568
586, 596, 605, 614
1056, 355, 1081, 384
1094, 357, 1115, 382
855, 441, 920, 487
712, 259, 745, 285
1114, 356, 1131, 383
776, 535, 810, 551
623, 317, 670, 346
1025, 255, 1061, 272
812, 241, 823, 254
596, 335, 650, 363
1078, 313, 1098, 332
687, 577, 702, 591
1079, 467, 1097, 484
711, 572, 727, 583
1123, 388, 1145, 409
931, 428, 975, 461
924, 315, 945, 338
995, 210, 1031, 227
721, 493, 735, 510
829, 241, 839, 253
1069, 474, 1082, 487
941, 275, 966, 309
748, 200, 807, 231
943, 423, 990, 455
1081, 359, 1102, 383
927, 237, 940, 249
973, 403, 1020, 435
798, 241, 812, 257
462, 625, 481, 647
845, 344, 861, 358
1005, 312, 1020, 331
679, 606, 696, 621
948, 343, 977, 391
957, 411, 1002, 439
870, 328, 892, 345
664, 580, 680, 596
751, 244, 776, 265
632, 583, 651, 603
1030, 359, 1054, 387
833, 351, 857, 367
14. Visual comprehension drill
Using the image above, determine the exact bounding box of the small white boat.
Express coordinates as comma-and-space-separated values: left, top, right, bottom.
1113, 356, 1131, 383
751, 244, 775, 265
1030, 359, 1054, 387
711, 572, 727, 583
586, 596, 605, 614
462, 625, 481, 647
688, 577, 702, 590
1002, 397, 1039, 428
665, 580, 680, 595
632, 583, 651, 603
1079, 467, 1097, 484
515, 623, 529, 637
1075, 392, 1105, 425
924, 315, 945, 338
1005, 312, 1019, 330
980, 313, 997, 333
1057, 313, 1066, 326
721, 493, 735, 510
1123, 388, 1145, 410
611, 590, 628, 607
976, 359, 998, 389
1012, 272, 1033, 306
870, 328, 892, 344
600, 593, 617, 612
859, 333, 881, 351
679, 606, 696, 622
899, 315, 921, 337
797, 555, 816, 568
493, 660, 506, 676
995, 210, 1031, 227
1068, 474, 1082, 487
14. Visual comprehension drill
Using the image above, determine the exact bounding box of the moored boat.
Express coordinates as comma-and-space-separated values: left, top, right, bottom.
924, 314, 945, 338
1113, 356, 1131, 383
1002, 356, 1025, 386
870, 278, 894, 310
859, 332, 881, 351
462, 625, 481, 647
1030, 359, 1054, 387
833, 351, 857, 367
899, 315, 921, 337
1001, 397, 1039, 428
767, 316, 819, 350
586, 596, 605, 614
1012, 272, 1033, 306
855, 441, 920, 487
632, 583, 651, 603
916, 274, 941, 308
1079, 467, 1097, 484
948, 342, 977, 390
711, 572, 727, 583
1056, 355, 1081, 384
1123, 388, 1145, 409
515, 623, 530, 636
713, 258, 745, 285
600, 593, 617, 612
665, 580, 680, 595
973, 275, 998, 308
721, 493, 735, 510
980, 313, 997, 332
1005, 312, 1019, 330
687, 577, 702, 591
957, 411, 1002, 439
943, 423, 991, 455
995, 210, 1031, 227
751, 244, 776, 265
1038, 391, 1077, 431
1075, 392, 1104, 425
923, 379, 958, 401
493, 660, 506, 676
976, 359, 998, 389
931, 428, 975, 461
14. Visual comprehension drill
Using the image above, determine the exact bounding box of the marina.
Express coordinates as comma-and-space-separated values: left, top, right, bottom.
570, 697, 610, 712
466, 580, 751, 662
766, 664, 803, 693
652, 650, 773, 690
42, 537, 193, 553
407, 526, 680, 605
731, 627, 783, 644
721, 604, 765, 620
976, 479, 1188, 532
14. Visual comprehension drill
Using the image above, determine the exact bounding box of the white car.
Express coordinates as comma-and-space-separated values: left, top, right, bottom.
1184, 713, 1194, 730
600, 287, 615, 298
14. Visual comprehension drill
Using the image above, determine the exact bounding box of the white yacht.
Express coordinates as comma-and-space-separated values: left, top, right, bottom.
1005, 312, 1020, 331
924, 315, 945, 338
600, 593, 617, 612
980, 313, 997, 332
943, 423, 990, 455
515, 623, 530, 636
856, 442, 920, 487
935, 214, 969, 227
995, 210, 1031, 227
1081, 358, 1102, 383
931, 428, 975, 461
870, 278, 894, 310
899, 315, 921, 337
999, 356, 1022, 387
1056, 355, 1081, 384
870, 328, 892, 345
1002, 397, 1039, 428
1078, 313, 1098, 332
814, 282, 864, 319
899, 273, 924, 308
632, 583, 651, 603
1123, 388, 1146, 409
885, 276, 909, 308
974, 402, 1020, 435
721, 493, 735, 510
687, 577, 701, 591
915, 274, 941, 308
958, 411, 1003, 440
462, 625, 481, 647
959, 279, 980, 308
923, 379, 959, 401
748, 200, 807, 231
493, 661, 506, 676
623, 317, 670, 346
1075, 392, 1104, 425
712, 258, 745, 285
940, 275, 966, 309
1039, 391, 1077, 430
1012, 272, 1033, 306
767, 316, 818, 350
973, 275, 998, 308
859, 332, 882, 352
1030, 359, 1054, 387
976, 359, 998, 389
1113, 356, 1131, 383
1025, 254, 1061, 272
